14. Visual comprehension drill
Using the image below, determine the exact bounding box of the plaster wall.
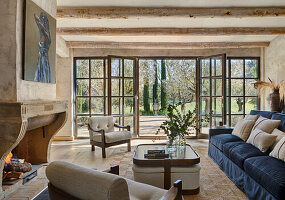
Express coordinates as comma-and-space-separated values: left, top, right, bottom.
0, 0, 57, 102
55, 52, 74, 138
263, 36, 285, 111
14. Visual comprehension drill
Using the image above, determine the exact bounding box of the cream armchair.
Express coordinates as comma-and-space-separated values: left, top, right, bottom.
88, 116, 131, 158
46, 161, 183, 200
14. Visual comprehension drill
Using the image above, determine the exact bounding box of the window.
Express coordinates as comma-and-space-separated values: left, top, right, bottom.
75, 58, 107, 137
226, 57, 260, 126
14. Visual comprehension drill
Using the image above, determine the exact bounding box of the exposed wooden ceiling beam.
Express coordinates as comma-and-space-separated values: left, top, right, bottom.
65, 41, 270, 49
57, 7, 285, 19
57, 27, 285, 36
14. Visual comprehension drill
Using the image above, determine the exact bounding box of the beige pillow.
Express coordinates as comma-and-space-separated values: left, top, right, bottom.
252, 116, 280, 133
244, 115, 258, 121
270, 136, 285, 162
247, 128, 277, 152
232, 119, 256, 141
271, 129, 285, 150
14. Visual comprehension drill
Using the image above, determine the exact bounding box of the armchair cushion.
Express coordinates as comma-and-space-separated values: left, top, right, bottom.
46, 161, 130, 200
88, 116, 115, 134
126, 179, 167, 200
92, 131, 132, 143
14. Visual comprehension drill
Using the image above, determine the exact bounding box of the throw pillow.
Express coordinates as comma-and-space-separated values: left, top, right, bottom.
252, 116, 280, 133
244, 115, 258, 121
270, 136, 285, 162
247, 128, 277, 152
271, 128, 285, 150
232, 119, 256, 141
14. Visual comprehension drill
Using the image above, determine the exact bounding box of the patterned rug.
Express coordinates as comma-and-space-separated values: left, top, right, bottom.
5, 140, 247, 200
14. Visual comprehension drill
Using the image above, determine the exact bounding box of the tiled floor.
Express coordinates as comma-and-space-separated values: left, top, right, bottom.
4, 139, 247, 200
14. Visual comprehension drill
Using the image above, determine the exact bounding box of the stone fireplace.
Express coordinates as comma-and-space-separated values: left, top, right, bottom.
0, 100, 67, 199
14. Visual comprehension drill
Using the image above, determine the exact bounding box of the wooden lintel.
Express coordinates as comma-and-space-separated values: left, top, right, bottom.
57, 27, 285, 36
65, 41, 270, 49
57, 7, 285, 19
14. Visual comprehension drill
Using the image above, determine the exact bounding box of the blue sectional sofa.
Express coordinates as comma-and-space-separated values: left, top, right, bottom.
208, 110, 285, 200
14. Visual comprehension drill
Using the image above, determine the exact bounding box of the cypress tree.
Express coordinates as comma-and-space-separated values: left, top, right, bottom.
161, 59, 167, 110
143, 84, 150, 112
153, 61, 158, 103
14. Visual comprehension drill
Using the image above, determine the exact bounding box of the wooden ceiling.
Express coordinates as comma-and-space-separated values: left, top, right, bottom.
56, 0, 285, 49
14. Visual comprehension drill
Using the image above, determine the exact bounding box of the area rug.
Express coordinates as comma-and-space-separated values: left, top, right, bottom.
7, 140, 247, 200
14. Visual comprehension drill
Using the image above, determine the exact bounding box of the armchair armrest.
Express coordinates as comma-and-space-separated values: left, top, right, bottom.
103, 165, 119, 175
161, 180, 182, 200
114, 123, 130, 131
209, 127, 234, 139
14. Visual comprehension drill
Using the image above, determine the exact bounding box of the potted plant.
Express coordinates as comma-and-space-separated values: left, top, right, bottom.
156, 103, 210, 155
253, 78, 285, 112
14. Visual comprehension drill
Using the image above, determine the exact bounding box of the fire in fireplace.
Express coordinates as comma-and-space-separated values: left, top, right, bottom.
2, 152, 32, 183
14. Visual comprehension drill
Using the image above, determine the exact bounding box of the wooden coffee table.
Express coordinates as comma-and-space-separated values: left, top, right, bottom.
133, 143, 200, 194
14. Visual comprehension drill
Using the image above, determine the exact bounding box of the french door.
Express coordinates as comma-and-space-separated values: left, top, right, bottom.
107, 56, 138, 134
197, 54, 226, 137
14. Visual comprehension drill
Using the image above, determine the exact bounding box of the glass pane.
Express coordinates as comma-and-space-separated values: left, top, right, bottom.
245, 97, 258, 113
113, 116, 122, 125
91, 79, 104, 96
111, 58, 122, 77
245, 59, 258, 78
112, 79, 122, 96
112, 97, 122, 114
245, 79, 257, 96
212, 97, 222, 115
231, 97, 244, 114
231, 59, 243, 78
124, 97, 134, 114
91, 98, 104, 114
215, 58, 222, 76
91, 59, 104, 78
231, 79, 244, 96
124, 79, 134, 96
124, 59, 134, 77
76, 59, 89, 78
212, 117, 223, 127
200, 116, 210, 134
200, 97, 210, 115
124, 116, 134, 133
77, 97, 89, 114
212, 78, 222, 96
76, 79, 89, 96
201, 59, 210, 77
77, 116, 89, 137
226, 60, 229, 78
231, 115, 243, 127
201, 79, 210, 96
105, 59, 108, 78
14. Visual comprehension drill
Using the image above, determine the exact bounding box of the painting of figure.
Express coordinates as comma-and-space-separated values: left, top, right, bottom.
24, 0, 56, 83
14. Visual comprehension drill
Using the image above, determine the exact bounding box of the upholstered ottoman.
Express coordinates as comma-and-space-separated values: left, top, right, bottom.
132, 163, 201, 194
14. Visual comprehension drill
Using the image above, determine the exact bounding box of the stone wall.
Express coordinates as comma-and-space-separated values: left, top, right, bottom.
263, 36, 285, 111
55, 52, 74, 139
0, 0, 57, 102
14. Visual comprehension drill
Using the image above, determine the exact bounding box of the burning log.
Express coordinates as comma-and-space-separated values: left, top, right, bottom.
5, 162, 32, 173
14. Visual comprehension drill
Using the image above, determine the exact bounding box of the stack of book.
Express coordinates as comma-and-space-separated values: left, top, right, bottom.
144, 149, 169, 159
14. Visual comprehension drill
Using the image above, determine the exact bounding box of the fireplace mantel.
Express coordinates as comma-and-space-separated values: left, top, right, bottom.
0, 100, 68, 199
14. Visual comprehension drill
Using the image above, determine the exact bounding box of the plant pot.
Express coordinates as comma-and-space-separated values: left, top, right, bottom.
270, 90, 282, 112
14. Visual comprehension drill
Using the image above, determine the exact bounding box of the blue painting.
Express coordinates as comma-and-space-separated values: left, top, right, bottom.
24, 0, 56, 83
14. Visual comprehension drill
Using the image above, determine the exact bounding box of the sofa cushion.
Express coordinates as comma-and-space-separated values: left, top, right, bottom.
229, 143, 266, 169
244, 114, 259, 121
244, 156, 285, 200
246, 128, 277, 152
271, 113, 285, 132
249, 110, 277, 119
232, 119, 256, 141
210, 134, 243, 151
270, 136, 285, 162
252, 116, 280, 133
222, 141, 245, 158
271, 128, 285, 150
